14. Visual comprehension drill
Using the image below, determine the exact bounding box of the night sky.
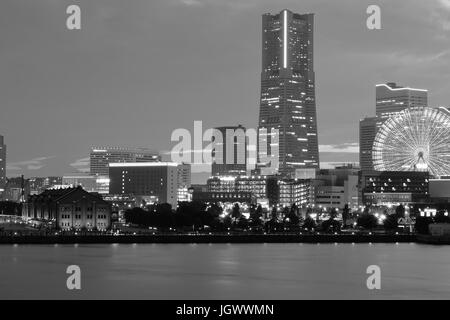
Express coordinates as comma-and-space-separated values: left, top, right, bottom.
1, 0, 449, 181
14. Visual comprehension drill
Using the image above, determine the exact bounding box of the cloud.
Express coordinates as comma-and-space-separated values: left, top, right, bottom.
176, 0, 259, 10
320, 161, 359, 169
6, 156, 56, 172
319, 143, 359, 153
438, 0, 450, 9
179, 0, 203, 6
70, 157, 90, 173
6, 165, 21, 171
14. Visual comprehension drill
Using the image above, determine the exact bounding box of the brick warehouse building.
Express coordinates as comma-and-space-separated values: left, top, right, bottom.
22, 186, 112, 231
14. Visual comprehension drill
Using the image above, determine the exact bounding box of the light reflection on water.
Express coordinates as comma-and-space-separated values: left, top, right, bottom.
0, 243, 449, 299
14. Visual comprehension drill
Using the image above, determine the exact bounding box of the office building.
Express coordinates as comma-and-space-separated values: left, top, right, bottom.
359, 117, 379, 171
211, 125, 247, 177
90, 147, 160, 176
376, 82, 428, 119
206, 175, 310, 207
177, 163, 191, 187
359, 171, 429, 205
108, 162, 178, 207
176, 163, 192, 202
313, 165, 359, 209
0, 135, 5, 191
258, 10, 319, 176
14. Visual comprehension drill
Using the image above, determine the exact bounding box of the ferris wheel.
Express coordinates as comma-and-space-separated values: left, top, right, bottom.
373, 107, 450, 177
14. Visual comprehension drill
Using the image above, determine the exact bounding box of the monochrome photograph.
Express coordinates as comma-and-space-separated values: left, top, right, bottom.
1, 0, 450, 308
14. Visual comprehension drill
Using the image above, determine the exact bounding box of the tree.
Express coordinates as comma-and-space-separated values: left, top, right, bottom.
383, 214, 399, 231
236, 215, 249, 230
223, 215, 233, 230
284, 204, 300, 227
415, 216, 433, 235
231, 203, 241, 221
156, 203, 174, 230
281, 206, 290, 220
395, 204, 406, 219
270, 206, 278, 221
329, 208, 338, 219
434, 210, 450, 224
321, 218, 341, 233
249, 204, 263, 228
0, 201, 23, 216
342, 204, 350, 228
357, 213, 378, 230
124, 207, 148, 226
302, 215, 316, 231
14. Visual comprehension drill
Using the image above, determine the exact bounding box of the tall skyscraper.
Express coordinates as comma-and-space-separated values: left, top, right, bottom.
177, 163, 191, 187
376, 82, 428, 119
359, 117, 379, 172
359, 82, 428, 171
0, 135, 6, 191
258, 9, 319, 176
211, 125, 247, 177
90, 147, 160, 176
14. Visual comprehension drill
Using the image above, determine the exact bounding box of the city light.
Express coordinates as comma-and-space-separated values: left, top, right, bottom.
283, 10, 288, 69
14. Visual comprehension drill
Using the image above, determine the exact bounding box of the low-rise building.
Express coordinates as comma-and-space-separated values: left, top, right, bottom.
429, 223, 450, 237
359, 171, 429, 206
311, 165, 359, 209
22, 186, 111, 231
206, 175, 310, 207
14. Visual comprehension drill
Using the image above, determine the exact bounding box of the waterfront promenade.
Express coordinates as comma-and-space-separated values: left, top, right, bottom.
0, 232, 417, 244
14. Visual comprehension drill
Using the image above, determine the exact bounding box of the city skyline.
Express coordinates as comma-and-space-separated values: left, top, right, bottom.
2, 1, 450, 302
1, 0, 450, 179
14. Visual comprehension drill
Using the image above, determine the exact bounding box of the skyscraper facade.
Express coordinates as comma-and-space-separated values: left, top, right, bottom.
211, 125, 247, 177
258, 10, 319, 176
376, 82, 428, 119
90, 147, 160, 176
0, 135, 6, 191
108, 162, 178, 207
359, 117, 379, 172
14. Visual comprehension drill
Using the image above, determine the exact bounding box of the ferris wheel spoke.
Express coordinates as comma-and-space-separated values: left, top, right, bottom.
372, 107, 450, 177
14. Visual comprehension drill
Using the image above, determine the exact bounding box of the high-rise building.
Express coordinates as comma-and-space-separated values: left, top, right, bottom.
376, 82, 428, 119
258, 10, 319, 176
0, 135, 6, 191
359, 82, 428, 171
108, 162, 178, 207
90, 147, 160, 176
176, 163, 192, 202
359, 117, 380, 172
177, 163, 191, 187
212, 125, 247, 177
